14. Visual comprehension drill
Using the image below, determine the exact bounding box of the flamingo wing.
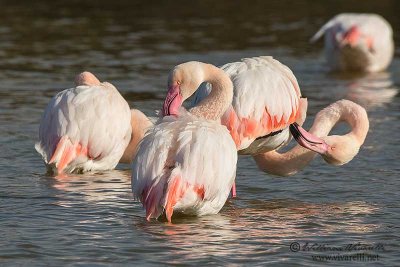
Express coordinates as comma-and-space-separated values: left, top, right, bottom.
35, 82, 131, 173
132, 113, 237, 222
193, 56, 302, 150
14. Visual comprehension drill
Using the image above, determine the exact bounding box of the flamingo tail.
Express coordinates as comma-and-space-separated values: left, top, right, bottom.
142, 176, 167, 221
141, 171, 184, 222
48, 136, 88, 174
164, 175, 185, 222
142, 167, 207, 223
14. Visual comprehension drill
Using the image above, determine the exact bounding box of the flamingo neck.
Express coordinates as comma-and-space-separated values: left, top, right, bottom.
120, 109, 153, 164
75, 71, 101, 86
311, 100, 368, 144
190, 64, 233, 120
254, 145, 316, 177
254, 100, 368, 176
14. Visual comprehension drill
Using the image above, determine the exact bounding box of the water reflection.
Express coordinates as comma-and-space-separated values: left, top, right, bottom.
345, 72, 398, 109
50, 170, 132, 205
133, 199, 379, 249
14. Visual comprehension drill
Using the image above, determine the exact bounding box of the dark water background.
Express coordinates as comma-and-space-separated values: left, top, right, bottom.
1, 0, 399, 265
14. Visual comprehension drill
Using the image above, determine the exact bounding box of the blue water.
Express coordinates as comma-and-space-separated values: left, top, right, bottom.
1, 1, 399, 265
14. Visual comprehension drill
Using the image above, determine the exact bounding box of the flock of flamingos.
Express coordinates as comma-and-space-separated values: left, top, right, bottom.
35, 13, 393, 222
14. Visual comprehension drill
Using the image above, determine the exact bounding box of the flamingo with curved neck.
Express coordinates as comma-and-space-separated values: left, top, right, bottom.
133, 61, 237, 222
163, 61, 237, 196
163, 62, 233, 120
254, 100, 369, 176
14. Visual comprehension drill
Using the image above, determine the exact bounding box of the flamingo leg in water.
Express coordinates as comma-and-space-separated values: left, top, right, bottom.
231, 182, 237, 198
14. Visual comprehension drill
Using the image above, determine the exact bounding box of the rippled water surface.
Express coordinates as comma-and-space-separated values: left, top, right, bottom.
1, 1, 400, 265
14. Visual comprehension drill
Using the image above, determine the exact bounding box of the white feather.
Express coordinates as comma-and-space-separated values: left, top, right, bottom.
35, 82, 131, 173
132, 110, 237, 219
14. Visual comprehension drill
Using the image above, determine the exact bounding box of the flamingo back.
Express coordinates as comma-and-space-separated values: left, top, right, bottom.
132, 112, 237, 222
35, 82, 131, 174
193, 56, 302, 151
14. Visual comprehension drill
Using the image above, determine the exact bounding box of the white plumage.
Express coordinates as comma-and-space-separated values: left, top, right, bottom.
35, 80, 131, 174
132, 111, 237, 221
193, 56, 305, 154
132, 61, 238, 222
311, 13, 394, 72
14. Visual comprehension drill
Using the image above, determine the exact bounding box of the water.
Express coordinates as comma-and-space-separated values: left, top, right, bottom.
1, 1, 399, 265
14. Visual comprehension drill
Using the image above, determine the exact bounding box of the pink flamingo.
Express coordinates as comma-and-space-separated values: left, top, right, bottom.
132, 61, 237, 222
192, 57, 368, 177
311, 13, 394, 72
193, 56, 307, 155
193, 57, 307, 187
192, 57, 307, 194
254, 100, 369, 175
36, 72, 152, 174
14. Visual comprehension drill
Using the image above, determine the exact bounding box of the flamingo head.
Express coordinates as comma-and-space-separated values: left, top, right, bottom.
320, 135, 360, 165
163, 61, 206, 116
290, 123, 361, 166
75, 71, 101, 86
340, 26, 374, 53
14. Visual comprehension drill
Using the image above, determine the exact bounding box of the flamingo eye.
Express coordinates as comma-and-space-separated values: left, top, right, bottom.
177, 80, 182, 85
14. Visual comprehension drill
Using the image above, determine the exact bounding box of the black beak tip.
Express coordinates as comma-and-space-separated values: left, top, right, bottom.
289, 123, 300, 139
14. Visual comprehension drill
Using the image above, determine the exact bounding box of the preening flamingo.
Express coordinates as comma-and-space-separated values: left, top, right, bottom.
311, 13, 394, 72
36, 72, 132, 174
132, 61, 237, 222
254, 100, 369, 176
192, 56, 307, 155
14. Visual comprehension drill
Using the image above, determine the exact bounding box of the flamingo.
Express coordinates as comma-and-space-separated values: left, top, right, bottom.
254, 100, 369, 176
310, 13, 394, 72
193, 56, 307, 155
131, 61, 237, 222
192, 56, 308, 195
36, 71, 138, 174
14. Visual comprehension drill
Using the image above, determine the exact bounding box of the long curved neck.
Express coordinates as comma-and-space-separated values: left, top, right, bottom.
190, 64, 233, 120
120, 109, 153, 164
254, 100, 368, 176
254, 147, 316, 176
310, 100, 368, 144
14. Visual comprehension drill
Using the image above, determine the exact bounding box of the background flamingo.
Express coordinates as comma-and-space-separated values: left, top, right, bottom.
254, 100, 369, 176
36, 72, 132, 174
132, 61, 237, 222
310, 13, 394, 72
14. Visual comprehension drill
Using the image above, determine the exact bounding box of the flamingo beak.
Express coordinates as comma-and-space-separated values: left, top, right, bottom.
290, 123, 329, 155
162, 84, 183, 116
